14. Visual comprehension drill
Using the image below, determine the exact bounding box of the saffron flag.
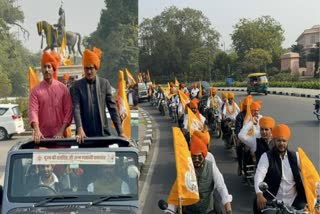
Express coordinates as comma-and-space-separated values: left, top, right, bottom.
125, 68, 137, 86
116, 70, 131, 138
59, 32, 67, 55
147, 70, 151, 81
167, 127, 199, 206
187, 108, 204, 136
178, 90, 190, 110
297, 147, 320, 214
198, 81, 202, 97
29, 67, 40, 92
243, 95, 254, 136
175, 77, 179, 87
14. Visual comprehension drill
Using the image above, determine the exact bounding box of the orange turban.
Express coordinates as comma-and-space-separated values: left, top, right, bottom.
63, 74, 70, 80
228, 92, 235, 99
221, 91, 228, 99
192, 130, 210, 145
250, 101, 262, 111
189, 100, 198, 109
82, 47, 102, 69
272, 124, 291, 139
41, 51, 60, 71
259, 116, 275, 129
211, 87, 217, 94
190, 135, 208, 157
192, 82, 197, 88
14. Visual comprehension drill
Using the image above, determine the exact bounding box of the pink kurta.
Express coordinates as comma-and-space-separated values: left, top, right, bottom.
29, 79, 73, 137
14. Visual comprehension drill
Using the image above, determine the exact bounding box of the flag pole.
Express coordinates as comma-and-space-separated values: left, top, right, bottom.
178, 195, 182, 214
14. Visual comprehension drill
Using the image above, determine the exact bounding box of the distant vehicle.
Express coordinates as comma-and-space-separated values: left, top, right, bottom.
0, 137, 139, 214
0, 104, 25, 140
138, 82, 148, 102
246, 73, 269, 95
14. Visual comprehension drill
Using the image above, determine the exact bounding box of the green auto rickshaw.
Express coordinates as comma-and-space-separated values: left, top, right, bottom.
247, 73, 269, 95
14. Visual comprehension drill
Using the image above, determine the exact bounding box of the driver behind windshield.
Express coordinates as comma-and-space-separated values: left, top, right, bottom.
87, 164, 130, 194
38, 164, 60, 191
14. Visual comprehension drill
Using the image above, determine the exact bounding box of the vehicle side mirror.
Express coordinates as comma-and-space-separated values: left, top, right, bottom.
158, 199, 168, 210
258, 182, 268, 192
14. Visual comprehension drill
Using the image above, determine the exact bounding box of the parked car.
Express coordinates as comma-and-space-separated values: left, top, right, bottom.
138, 82, 148, 102
0, 104, 25, 140
0, 137, 139, 214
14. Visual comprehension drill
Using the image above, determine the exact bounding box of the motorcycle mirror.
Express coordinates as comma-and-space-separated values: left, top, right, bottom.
158, 199, 168, 210
259, 182, 269, 192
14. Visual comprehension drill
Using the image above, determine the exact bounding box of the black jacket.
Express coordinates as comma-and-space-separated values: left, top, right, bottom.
72, 76, 123, 136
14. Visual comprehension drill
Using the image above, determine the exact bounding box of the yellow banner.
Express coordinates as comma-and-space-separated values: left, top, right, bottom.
29, 67, 40, 92
175, 77, 179, 87
198, 81, 202, 97
298, 147, 320, 214
167, 127, 199, 206
117, 70, 131, 138
178, 90, 190, 110
187, 108, 204, 136
125, 68, 137, 86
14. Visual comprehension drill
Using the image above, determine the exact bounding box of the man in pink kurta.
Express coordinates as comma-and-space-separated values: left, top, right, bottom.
29, 51, 73, 143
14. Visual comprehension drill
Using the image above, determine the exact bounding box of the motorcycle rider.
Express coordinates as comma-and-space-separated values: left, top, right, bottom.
165, 132, 233, 214
190, 82, 200, 100
238, 116, 274, 164
253, 124, 307, 213
221, 93, 240, 147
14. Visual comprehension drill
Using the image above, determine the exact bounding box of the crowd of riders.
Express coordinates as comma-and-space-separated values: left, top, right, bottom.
147, 81, 314, 214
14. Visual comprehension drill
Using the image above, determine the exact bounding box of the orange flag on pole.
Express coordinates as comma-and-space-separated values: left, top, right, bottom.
198, 81, 202, 97
297, 147, 320, 214
175, 77, 179, 87
167, 127, 199, 206
178, 90, 190, 110
187, 108, 204, 136
29, 67, 40, 92
125, 68, 137, 86
116, 70, 131, 138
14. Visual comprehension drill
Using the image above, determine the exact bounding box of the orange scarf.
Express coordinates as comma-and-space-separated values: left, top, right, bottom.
226, 101, 236, 115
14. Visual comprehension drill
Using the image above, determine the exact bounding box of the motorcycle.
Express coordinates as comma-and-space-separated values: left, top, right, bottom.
223, 119, 237, 150
169, 102, 178, 123
259, 182, 309, 214
202, 107, 222, 139
314, 96, 320, 120
158, 199, 217, 214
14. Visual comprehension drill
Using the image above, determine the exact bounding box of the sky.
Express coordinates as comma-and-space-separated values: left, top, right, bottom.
16, 0, 105, 53
139, 0, 320, 50
16, 0, 320, 52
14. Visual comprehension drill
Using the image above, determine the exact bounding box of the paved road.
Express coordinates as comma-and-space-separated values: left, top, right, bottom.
140, 92, 319, 214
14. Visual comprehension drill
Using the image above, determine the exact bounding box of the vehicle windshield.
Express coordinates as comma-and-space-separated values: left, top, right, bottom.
258, 75, 268, 82
8, 151, 139, 203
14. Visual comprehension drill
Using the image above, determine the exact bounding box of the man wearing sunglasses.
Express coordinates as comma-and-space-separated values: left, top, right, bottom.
72, 47, 126, 143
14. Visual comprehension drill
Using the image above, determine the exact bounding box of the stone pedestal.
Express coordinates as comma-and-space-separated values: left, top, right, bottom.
280, 52, 300, 75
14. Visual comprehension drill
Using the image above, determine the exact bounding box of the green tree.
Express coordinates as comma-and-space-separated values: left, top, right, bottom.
242, 48, 272, 72
0, 68, 12, 97
85, 0, 138, 85
0, 0, 35, 96
231, 16, 284, 65
139, 6, 220, 83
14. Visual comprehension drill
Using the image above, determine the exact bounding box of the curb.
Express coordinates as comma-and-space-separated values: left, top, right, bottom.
217, 88, 317, 98
138, 109, 154, 170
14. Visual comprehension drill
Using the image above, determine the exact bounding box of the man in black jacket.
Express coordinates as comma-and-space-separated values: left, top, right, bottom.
253, 124, 307, 213
72, 48, 126, 143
